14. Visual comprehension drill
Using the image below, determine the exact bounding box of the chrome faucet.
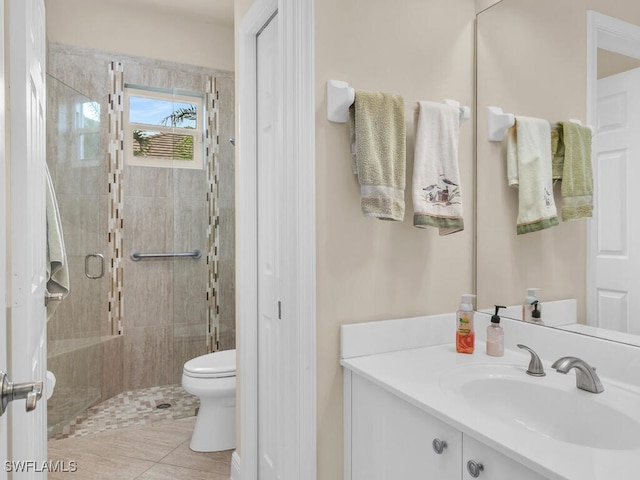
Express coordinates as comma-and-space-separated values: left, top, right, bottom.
551, 357, 604, 393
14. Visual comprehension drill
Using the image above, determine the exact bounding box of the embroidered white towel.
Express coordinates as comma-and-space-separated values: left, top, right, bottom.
412, 101, 464, 235
506, 116, 559, 234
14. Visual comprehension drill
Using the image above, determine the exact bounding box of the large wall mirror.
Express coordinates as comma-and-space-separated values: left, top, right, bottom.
476, 0, 640, 344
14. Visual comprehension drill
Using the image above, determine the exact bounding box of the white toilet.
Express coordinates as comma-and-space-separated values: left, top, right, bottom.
182, 348, 236, 452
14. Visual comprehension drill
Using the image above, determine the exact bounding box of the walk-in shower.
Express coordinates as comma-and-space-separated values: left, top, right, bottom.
45, 44, 235, 439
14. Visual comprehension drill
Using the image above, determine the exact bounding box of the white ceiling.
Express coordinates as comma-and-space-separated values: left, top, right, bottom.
102, 0, 234, 27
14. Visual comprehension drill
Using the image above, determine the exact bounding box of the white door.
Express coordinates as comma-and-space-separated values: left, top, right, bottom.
589, 67, 640, 333
3, 0, 48, 476
257, 12, 282, 480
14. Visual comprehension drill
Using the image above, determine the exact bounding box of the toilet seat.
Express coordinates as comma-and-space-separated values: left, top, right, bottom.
183, 349, 236, 379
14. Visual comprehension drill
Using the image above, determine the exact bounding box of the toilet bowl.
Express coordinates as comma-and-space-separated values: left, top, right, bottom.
182, 348, 236, 452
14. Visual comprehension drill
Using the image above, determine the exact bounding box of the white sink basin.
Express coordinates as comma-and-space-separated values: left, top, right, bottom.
440, 364, 640, 450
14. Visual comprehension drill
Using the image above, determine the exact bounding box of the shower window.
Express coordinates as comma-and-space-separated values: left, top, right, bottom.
124, 86, 204, 169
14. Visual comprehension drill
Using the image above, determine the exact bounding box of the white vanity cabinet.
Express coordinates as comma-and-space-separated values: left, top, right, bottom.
347, 373, 547, 480
350, 373, 462, 479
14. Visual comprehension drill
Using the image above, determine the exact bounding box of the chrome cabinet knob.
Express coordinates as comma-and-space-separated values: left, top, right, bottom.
0, 371, 43, 416
467, 459, 484, 478
432, 438, 448, 454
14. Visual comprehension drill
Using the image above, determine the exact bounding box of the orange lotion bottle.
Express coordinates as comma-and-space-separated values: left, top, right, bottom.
456, 294, 476, 354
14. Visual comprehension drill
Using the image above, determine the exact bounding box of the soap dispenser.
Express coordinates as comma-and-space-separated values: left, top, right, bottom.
531, 301, 544, 325
486, 305, 505, 357
522, 288, 541, 323
456, 294, 476, 354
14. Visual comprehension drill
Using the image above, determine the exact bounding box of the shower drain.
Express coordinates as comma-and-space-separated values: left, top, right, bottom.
156, 403, 171, 409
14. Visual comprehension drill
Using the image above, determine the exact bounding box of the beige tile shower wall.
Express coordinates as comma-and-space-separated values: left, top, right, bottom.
119, 60, 234, 390
475, 0, 640, 321
216, 76, 236, 352
315, 1, 476, 479
48, 44, 235, 394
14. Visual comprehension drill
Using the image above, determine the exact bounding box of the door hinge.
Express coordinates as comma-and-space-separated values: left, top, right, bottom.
278, 301, 282, 320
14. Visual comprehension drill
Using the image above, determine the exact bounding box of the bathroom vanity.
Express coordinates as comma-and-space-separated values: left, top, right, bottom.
341, 313, 640, 480
347, 368, 544, 479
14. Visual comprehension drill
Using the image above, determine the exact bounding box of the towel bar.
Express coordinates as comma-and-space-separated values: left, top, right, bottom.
487, 106, 515, 141
327, 80, 355, 123
130, 250, 202, 261
326, 79, 471, 124
487, 108, 595, 142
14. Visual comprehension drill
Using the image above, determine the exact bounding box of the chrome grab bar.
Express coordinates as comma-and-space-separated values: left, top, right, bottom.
85, 253, 105, 279
130, 250, 202, 262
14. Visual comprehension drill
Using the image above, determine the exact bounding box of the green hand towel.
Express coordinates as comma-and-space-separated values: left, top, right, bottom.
349, 90, 406, 221
550, 125, 564, 181
558, 122, 593, 221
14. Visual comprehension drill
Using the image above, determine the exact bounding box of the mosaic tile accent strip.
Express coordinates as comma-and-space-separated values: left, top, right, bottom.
49, 384, 198, 440
206, 76, 221, 352
108, 61, 125, 335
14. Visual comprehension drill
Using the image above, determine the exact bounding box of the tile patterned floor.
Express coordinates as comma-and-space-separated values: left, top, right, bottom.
48, 417, 233, 479
48, 385, 232, 479
50, 384, 200, 440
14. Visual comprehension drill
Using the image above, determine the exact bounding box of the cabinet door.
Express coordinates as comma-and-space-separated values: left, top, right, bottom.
351, 375, 462, 480
463, 435, 548, 480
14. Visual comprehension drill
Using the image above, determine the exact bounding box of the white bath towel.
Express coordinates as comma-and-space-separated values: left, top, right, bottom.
412, 101, 464, 235
506, 116, 559, 234
46, 163, 70, 320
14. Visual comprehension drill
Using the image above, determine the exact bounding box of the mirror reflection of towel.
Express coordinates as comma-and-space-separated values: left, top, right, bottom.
506, 116, 559, 235
45, 164, 69, 320
555, 121, 593, 221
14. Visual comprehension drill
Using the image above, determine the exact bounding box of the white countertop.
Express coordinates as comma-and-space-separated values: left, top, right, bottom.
342, 343, 640, 480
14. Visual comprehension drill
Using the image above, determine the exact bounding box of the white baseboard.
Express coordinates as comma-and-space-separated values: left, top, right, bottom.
230, 451, 241, 480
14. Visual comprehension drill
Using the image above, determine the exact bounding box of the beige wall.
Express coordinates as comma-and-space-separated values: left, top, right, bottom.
598, 48, 640, 79
315, 1, 476, 479
476, 0, 640, 321
44, 0, 234, 70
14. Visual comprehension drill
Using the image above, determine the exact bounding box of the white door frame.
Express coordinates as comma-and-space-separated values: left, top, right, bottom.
586, 11, 640, 326
237, 0, 316, 478
0, 1, 7, 477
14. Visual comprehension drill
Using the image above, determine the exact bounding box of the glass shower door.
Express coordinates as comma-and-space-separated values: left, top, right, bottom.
46, 75, 107, 438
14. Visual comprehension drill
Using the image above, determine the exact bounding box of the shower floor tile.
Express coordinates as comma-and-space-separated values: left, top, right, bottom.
50, 384, 199, 440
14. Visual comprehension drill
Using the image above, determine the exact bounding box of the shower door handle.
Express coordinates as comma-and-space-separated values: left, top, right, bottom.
85, 253, 105, 279
0, 371, 43, 416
